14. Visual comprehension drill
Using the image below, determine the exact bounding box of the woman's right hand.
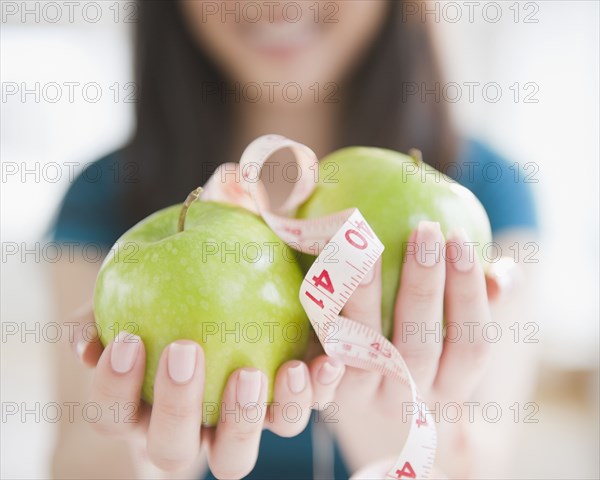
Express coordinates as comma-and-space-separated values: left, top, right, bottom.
70, 306, 344, 479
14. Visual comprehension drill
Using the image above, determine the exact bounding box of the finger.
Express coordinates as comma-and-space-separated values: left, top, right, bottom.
339, 258, 383, 390
208, 368, 268, 479
341, 257, 382, 333
147, 341, 205, 472
309, 355, 345, 409
433, 228, 492, 402
266, 361, 313, 437
90, 331, 145, 435
68, 303, 103, 367
391, 221, 445, 393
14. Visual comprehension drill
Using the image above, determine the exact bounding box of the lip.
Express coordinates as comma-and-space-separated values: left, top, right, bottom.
240, 19, 320, 57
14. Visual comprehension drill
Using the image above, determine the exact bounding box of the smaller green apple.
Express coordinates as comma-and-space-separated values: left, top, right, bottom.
297, 147, 492, 338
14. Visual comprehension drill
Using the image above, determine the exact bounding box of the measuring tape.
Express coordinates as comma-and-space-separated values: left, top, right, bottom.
203, 134, 437, 479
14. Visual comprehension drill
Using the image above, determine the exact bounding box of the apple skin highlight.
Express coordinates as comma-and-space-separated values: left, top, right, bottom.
94, 201, 310, 426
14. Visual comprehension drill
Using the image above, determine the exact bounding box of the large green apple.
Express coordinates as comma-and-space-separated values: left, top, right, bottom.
297, 147, 492, 338
94, 199, 309, 426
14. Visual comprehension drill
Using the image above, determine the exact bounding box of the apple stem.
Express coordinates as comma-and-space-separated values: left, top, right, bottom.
408, 148, 423, 165
178, 187, 203, 233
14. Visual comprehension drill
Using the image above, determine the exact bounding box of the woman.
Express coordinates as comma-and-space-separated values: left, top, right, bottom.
52, 1, 538, 478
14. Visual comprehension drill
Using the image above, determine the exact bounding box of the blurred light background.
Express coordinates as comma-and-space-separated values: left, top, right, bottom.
1, 1, 598, 478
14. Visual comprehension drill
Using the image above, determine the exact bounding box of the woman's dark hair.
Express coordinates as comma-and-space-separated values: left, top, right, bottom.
124, 0, 457, 224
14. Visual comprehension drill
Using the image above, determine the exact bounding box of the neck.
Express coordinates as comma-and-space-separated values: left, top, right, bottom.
231, 100, 342, 162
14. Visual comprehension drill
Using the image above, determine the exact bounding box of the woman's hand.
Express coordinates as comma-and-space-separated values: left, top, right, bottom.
329, 220, 510, 473
69, 309, 345, 479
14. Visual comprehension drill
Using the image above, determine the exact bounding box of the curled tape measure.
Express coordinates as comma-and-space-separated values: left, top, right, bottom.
204, 134, 436, 479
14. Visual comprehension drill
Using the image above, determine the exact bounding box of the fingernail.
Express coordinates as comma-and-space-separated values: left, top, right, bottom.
110, 332, 140, 374
490, 258, 518, 296
76, 340, 88, 361
360, 265, 375, 286
237, 369, 262, 406
495, 271, 514, 294
415, 221, 441, 267
317, 359, 343, 385
448, 228, 474, 272
167, 342, 197, 384
287, 362, 307, 393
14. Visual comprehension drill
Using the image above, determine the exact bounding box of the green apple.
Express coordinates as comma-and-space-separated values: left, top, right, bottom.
94, 198, 309, 426
297, 147, 492, 338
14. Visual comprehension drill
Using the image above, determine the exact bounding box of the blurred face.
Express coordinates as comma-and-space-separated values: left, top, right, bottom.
179, 1, 389, 104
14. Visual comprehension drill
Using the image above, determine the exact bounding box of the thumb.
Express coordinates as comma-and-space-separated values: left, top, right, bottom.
202, 162, 269, 214
340, 257, 383, 333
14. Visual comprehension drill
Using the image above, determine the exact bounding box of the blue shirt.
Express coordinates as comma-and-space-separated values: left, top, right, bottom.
52, 140, 537, 479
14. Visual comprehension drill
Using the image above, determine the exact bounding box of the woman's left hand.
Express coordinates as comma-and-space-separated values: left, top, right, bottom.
328, 220, 501, 473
